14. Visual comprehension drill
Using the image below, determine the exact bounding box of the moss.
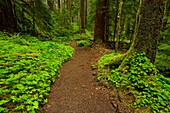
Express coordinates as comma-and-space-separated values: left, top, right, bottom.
97, 52, 124, 69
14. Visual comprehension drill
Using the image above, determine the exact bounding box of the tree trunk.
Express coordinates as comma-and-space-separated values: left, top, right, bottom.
94, 0, 108, 44
0, 0, 17, 32
109, 0, 164, 69
32, 0, 35, 33
58, 0, 61, 9
115, 0, 123, 52
132, 0, 164, 63
80, 0, 86, 33
125, 17, 131, 39
161, 0, 170, 32
105, 0, 110, 42
85, 0, 88, 27
113, 0, 119, 39
47, 0, 55, 11
69, 0, 72, 22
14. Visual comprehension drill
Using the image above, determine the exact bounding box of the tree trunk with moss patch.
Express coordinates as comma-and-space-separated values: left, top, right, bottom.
132, 0, 164, 63
115, 0, 123, 52
161, 0, 170, 32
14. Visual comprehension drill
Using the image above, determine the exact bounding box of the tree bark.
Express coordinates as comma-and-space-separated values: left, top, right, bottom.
69, 0, 72, 22
113, 0, 119, 39
85, 0, 88, 27
115, 0, 123, 52
105, 0, 110, 42
109, 0, 164, 69
0, 0, 17, 32
58, 0, 61, 9
94, 0, 108, 44
161, 0, 170, 32
80, 0, 86, 33
47, 0, 54, 11
132, 0, 164, 63
125, 16, 131, 39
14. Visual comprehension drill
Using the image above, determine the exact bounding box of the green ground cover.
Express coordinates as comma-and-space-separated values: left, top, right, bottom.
97, 52, 170, 113
0, 32, 74, 112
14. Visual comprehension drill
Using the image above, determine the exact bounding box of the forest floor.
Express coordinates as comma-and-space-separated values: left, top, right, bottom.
39, 41, 117, 113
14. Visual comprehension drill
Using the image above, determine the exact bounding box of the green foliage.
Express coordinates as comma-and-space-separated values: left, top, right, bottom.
98, 52, 170, 112
72, 23, 79, 33
12, 0, 77, 38
72, 30, 93, 47
0, 32, 74, 112
96, 52, 123, 81
86, 0, 97, 30
155, 42, 170, 76
73, 32, 92, 41
14, 0, 53, 33
77, 40, 92, 47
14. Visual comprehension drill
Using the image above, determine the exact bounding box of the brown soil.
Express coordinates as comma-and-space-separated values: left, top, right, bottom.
39, 41, 116, 113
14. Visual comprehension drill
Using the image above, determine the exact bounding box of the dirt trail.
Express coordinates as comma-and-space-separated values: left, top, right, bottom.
40, 41, 115, 113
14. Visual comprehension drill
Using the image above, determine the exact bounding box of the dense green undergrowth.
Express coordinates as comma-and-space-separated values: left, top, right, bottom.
0, 32, 74, 112
97, 52, 170, 113
73, 30, 93, 47
53, 29, 93, 47
155, 39, 170, 77
77, 39, 93, 47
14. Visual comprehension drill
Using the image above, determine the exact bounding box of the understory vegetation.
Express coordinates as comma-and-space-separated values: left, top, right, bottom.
0, 32, 74, 112
0, 0, 169, 113
97, 52, 170, 113
155, 39, 170, 77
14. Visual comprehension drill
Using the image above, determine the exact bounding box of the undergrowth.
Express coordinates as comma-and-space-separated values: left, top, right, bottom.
73, 30, 93, 47
155, 41, 170, 77
97, 52, 170, 113
0, 32, 74, 112
77, 40, 93, 47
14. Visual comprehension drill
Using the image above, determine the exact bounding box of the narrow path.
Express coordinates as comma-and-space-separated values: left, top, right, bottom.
40, 41, 115, 113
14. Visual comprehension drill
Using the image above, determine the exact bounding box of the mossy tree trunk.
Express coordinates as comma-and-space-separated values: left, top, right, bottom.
131, 0, 164, 63
161, 0, 170, 32
113, 0, 119, 39
115, 0, 123, 52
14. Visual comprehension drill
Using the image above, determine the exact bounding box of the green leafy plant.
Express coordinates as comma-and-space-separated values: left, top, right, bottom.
77, 40, 92, 47
155, 42, 170, 76
0, 32, 74, 112
98, 52, 170, 112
